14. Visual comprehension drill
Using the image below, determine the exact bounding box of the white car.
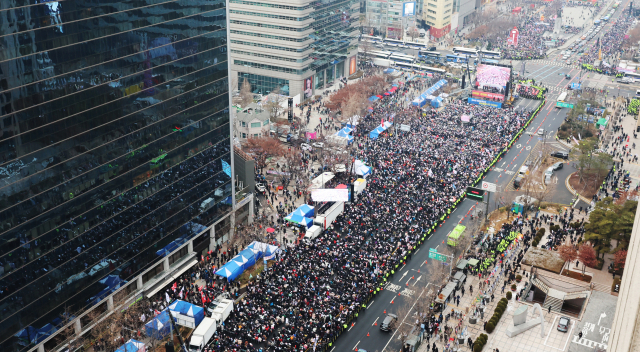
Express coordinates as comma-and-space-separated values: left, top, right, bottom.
256, 183, 266, 193
312, 142, 324, 148
300, 143, 312, 151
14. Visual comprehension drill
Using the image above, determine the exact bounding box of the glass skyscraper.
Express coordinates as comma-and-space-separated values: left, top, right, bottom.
0, 1, 232, 350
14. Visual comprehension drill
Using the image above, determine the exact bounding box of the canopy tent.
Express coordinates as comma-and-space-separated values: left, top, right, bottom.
88, 275, 127, 305
369, 121, 393, 139
596, 118, 608, 129
115, 339, 146, 352
351, 160, 372, 177
215, 242, 279, 281
368, 95, 379, 102
246, 241, 282, 259
168, 300, 205, 328
336, 184, 347, 189
285, 213, 314, 227
310, 172, 335, 189
328, 126, 354, 145
145, 311, 172, 339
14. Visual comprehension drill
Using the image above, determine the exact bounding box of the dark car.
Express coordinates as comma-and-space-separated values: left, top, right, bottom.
552, 162, 564, 171
551, 151, 569, 159
557, 317, 571, 332
514, 175, 524, 189
380, 313, 398, 331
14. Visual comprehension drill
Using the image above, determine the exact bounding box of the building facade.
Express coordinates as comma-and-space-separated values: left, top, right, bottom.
0, 1, 234, 351
365, 0, 420, 39
228, 0, 360, 100
423, 0, 453, 38
234, 104, 271, 140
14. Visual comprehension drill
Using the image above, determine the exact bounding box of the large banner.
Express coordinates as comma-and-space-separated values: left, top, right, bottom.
476, 64, 511, 89
472, 90, 505, 102
311, 189, 349, 202
304, 77, 313, 98
468, 97, 502, 108
507, 26, 519, 46
349, 56, 357, 75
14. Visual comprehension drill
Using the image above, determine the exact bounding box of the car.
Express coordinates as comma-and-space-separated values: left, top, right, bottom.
300, 143, 312, 151
514, 175, 524, 189
552, 162, 564, 171
538, 128, 544, 136
255, 183, 266, 193
312, 142, 324, 148
566, 60, 572, 65
557, 317, 571, 332
380, 313, 398, 331
551, 151, 569, 159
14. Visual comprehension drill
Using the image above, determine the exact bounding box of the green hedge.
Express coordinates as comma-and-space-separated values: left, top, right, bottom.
474, 333, 489, 351
506, 291, 512, 300
485, 298, 509, 333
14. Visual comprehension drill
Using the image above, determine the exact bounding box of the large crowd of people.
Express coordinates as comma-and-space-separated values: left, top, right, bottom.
141, 72, 538, 351
579, 14, 634, 71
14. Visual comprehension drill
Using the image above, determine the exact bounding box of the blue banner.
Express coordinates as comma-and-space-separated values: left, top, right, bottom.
467, 97, 502, 108
571, 83, 581, 90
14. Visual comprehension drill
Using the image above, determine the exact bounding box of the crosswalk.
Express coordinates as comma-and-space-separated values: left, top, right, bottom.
525, 59, 581, 69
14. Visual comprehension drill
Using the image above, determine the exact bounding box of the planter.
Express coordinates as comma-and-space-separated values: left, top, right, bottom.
469, 317, 477, 324
516, 279, 522, 283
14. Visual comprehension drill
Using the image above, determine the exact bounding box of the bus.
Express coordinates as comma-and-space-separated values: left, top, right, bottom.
389, 53, 415, 64
613, 1, 620, 8
446, 54, 468, 63
557, 92, 567, 102
479, 50, 501, 59
407, 42, 427, 50
395, 61, 414, 70
419, 50, 442, 59
384, 38, 406, 47
453, 47, 478, 57
415, 65, 446, 75
361, 35, 383, 43
368, 50, 393, 59
626, 72, 640, 82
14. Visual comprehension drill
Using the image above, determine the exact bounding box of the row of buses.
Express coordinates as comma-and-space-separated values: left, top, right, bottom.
360, 35, 431, 50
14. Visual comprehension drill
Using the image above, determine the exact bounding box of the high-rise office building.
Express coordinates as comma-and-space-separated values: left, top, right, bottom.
0, 1, 233, 351
228, 0, 360, 100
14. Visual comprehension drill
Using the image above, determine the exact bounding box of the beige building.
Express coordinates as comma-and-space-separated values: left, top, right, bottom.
228, 0, 360, 100
234, 104, 271, 140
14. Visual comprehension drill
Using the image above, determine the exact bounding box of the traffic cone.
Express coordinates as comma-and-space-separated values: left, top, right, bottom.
384, 309, 386, 314
406, 282, 409, 286
398, 292, 401, 296
412, 276, 414, 279
375, 321, 378, 326
418, 269, 420, 273
391, 300, 394, 304
367, 332, 370, 337
352, 322, 355, 327
355, 348, 358, 351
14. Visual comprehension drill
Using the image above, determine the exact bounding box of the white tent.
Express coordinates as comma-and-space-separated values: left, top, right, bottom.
310, 172, 335, 189
351, 160, 372, 178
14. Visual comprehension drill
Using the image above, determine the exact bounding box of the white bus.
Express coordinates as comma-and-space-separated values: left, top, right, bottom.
414, 65, 446, 75
625, 72, 640, 82
361, 35, 383, 43
389, 53, 415, 64
395, 61, 414, 70
557, 92, 568, 102
384, 38, 406, 47
372, 58, 393, 67
368, 50, 393, 59
453, 47, 478, 57
479, 49, 501, 59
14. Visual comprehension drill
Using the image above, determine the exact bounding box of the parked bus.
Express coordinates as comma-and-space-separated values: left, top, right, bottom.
389, 53, 415, 64
479, 49, 501, 59
395, 61, 414, 70
361, 35, 383, 43
627, 72, 640, 82
384, 38, 406, 47
406, 42, 427, 50
418, 50, 442, 59
416, 65, 446, 75
368, 50, 393, 59
446, 54, 468, 63
453, 47, 478, 57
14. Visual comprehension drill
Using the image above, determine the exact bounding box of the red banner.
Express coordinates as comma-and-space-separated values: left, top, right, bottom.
472, 90, 505, 102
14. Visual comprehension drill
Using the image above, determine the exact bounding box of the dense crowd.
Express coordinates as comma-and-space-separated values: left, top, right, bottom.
144, 75, 537, 351
491, 17, 564, 60
579, 13, 634, 70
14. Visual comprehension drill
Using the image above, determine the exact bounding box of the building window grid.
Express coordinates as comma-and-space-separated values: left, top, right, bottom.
230, 0, 313, 10
230, 40, 308, 53
231, 49, 306, 63
230, 10, 311, 21
238, 72, 290, 95
230, 20, 312, 32
230, 30, 308, 42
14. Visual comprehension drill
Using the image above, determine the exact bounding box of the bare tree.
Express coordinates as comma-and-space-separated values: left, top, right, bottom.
264, 87, 286, 121
238, 78, 254, 107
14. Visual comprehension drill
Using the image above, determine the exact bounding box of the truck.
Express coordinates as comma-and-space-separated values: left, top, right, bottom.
447, 224, 466, 246
314, 201, 345, 230
188, 317, 216, 352
304, 225, 323, 242
211, 299, 233, 324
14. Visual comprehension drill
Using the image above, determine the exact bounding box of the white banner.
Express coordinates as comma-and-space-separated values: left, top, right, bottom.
311, 189, 349, 202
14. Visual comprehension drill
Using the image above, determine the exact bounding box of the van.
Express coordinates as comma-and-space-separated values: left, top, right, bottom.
518, 166, 530, 177
514, 176, 524, 189
537, 128, 544, 136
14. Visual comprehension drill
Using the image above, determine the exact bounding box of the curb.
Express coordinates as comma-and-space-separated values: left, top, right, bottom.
565, 172, 592, 204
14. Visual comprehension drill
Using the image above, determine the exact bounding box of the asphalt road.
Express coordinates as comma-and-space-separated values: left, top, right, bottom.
329, 98, 581, 352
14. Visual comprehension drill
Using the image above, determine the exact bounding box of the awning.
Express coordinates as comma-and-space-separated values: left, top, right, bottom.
144, 256, 198, 298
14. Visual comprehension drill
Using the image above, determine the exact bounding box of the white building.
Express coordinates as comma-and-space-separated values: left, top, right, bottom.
234, 104, 271, 140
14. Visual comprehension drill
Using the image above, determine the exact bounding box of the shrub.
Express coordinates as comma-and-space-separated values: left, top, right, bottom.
516, 275, 522, 282
537, 228, 546, 236
485, 322, 495, 333
511, 284, 517, 291
473, 344, 483, 352
506, 291, 512, 300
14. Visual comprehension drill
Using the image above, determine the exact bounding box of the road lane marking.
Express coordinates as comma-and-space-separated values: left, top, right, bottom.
367, 301, 375, 310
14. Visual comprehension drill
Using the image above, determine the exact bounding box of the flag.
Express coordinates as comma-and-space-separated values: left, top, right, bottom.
165, 292, 171, 303
381, 118, 384, 127
179, 288, 184, 299
172, 282, 177, 292
154, 309, 160, 317
201, 292, 207, 305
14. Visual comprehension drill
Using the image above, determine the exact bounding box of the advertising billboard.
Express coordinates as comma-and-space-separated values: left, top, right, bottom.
349, 56, 357, 75
402, 1, 416, 16
472, 90, 505, 102
468, 97, 502, 108
475, 64, 511, 90
304, 77, 313, 98
507, 26, 519, 46
311, 189, 349, 202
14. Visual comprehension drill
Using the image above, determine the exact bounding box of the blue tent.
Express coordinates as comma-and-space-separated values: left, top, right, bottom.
115, 339, 146, 352
215, 260, 244, 281
145, 311, 172, 339
168, 300, 205, 327
368, 95, 379, 102
247, 241, 282, 259
369, 126, 384, 139
296, 204, 315, 217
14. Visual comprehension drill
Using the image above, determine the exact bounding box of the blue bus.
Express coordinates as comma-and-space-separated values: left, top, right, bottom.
446, 54, 468, 63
